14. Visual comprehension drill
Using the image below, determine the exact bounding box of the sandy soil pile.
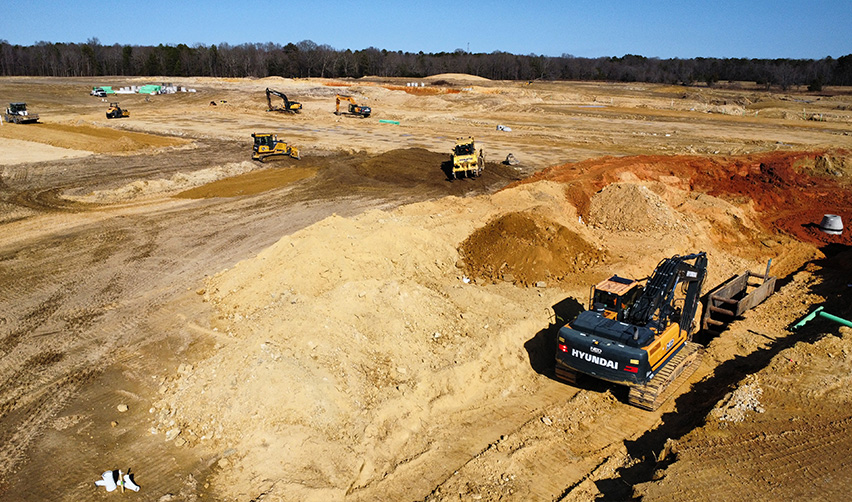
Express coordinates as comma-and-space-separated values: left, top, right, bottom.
152, 182, 578, 501
458, 211, 606, 286
0, 121, 187, 153
150, 169, 820, 500
587, 182, 687, 233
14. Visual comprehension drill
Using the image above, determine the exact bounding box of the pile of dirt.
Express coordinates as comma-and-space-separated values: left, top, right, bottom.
587, 182, 686, 233
515, 151, 852, 247
356, 147, 449, 185
151, 182, 578, 501
458, 211, 605, 285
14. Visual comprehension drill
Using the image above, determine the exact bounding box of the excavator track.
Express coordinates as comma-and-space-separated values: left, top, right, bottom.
628, 342, 702, 411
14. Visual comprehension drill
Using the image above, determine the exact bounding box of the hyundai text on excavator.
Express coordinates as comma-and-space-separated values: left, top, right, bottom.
451, 137, 484, 179
555, 252, 707, 410
251, 133, 300, 162
335, 94, 371, 117
266, 88, 302, 113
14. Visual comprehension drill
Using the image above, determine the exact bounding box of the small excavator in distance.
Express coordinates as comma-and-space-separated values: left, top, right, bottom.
4, 102, 39, 124
251, 133, 300, 162
266, 88, 302, 113
335, 94, 371, 117
555, 252, 707, 410
450, 137, 484, 179
106, 102, 130, 119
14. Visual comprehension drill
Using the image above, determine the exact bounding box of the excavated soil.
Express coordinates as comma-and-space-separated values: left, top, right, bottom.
1, 76, 851, 502
459, 211, 606, 286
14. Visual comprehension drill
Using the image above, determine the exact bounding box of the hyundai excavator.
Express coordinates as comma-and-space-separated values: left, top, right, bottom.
335, 94, 371, 117
266, 88, 302, 113
555, 252, 707, 410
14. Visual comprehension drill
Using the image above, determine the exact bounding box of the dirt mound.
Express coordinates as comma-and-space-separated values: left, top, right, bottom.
356, 148, 449, 185
458, 211, 605, 286
587, 183, 686, 233
514, 151, 852, 247
426, 73, 491, 82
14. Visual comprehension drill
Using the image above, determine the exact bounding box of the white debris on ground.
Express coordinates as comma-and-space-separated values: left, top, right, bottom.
710, 376, 765, 422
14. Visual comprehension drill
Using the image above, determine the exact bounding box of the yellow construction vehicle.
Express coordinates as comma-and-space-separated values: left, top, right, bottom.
555, 253, 707, 410
106, 102, 129, 119
251, 133, 300, 162
451, 137, 484, 179
266, 88, 302, 113
335, 94, 371, 117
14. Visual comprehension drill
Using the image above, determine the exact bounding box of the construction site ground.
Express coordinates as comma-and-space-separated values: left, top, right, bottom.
1, 75, 851, 501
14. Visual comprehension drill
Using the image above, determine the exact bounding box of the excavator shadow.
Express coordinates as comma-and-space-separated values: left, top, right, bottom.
523, 296, 583, 377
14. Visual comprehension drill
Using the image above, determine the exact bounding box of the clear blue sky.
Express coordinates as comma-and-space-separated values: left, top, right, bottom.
2, 0, 849, 59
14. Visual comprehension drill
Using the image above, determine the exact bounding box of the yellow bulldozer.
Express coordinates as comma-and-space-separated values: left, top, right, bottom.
451, 137, 484, 179
251, 133, 300, 162
106, 102, 129, 119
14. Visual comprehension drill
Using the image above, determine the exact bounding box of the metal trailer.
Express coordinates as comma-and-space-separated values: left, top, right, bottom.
702, 259, 776, 332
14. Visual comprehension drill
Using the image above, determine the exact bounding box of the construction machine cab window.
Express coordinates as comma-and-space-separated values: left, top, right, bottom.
591, 275, 642, 320
454, 143, 474, 156
255, 135, 274, 148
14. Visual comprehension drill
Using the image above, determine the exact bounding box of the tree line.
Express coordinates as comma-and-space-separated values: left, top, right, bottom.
2, 39, 851, 91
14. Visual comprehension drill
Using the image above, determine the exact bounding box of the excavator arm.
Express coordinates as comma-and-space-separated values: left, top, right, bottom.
625, 252, 707, 335
266, 88, 301, 113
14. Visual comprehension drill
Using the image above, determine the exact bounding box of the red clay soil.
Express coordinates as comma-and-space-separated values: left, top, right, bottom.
513, 151, 852, 246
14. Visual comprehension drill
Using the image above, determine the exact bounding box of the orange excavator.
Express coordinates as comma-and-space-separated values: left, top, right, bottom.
335, 94, 371, 118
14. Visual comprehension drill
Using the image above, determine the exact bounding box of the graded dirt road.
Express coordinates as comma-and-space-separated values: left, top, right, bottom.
0, 75, 851, 501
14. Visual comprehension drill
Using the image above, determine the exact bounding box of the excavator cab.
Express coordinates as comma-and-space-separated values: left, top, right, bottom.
590, 275, 642, 321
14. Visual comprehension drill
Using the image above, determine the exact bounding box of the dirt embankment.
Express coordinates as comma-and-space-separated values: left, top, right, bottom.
150, 149, 850, 501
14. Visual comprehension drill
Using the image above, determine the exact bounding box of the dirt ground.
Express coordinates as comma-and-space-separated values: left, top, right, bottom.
1, 74, 851, 501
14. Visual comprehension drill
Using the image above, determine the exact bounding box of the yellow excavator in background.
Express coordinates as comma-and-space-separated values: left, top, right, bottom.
335, 94, 371, 117
106, 102, 130, 119
266, 88, 302, 113
251, 133, 300, 162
